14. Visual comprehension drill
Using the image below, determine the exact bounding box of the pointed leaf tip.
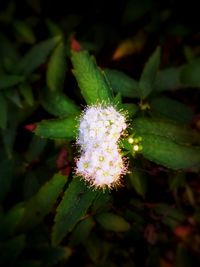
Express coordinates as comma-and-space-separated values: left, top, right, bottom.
25, 123, 36, 132
71, 38, 82, 52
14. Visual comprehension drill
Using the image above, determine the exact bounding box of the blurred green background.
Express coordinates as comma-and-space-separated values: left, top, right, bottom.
0, 0, 200, 267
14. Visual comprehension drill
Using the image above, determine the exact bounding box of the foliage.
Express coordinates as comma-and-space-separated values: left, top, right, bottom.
0, 0, 200, 266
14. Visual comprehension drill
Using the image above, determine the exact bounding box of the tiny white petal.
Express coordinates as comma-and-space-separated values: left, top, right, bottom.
76, 104, 128, 188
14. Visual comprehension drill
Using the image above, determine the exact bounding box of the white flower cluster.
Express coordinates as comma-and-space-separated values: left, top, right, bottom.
75, 105, 127, 188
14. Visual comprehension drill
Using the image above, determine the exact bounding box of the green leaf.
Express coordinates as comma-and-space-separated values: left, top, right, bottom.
180, 58, 200, 87
84, 234, 102, 263
46, 42, 67, 91
123, 0, 152, 23
36, 246, 72, 266
96, 212, 130, 232
34, 116, 77, 139
169, 173, 186, 190
0, 203, 24, 239
1, 120, 17, 158
1, 103, 20, 158
104, 69, 140, 98
18, 105, 38, 124
23, 172, 40, 200
122, 103, 138, 117
150, 96, 194, 124
70, 217, 94, 245
155, 204, 185, 228
113, 92, 122, 105
168, 23, 189, 37
0, 93, 7, 129
0, 75, 24, 90
155, 66, 183, 91
139, 47, 161, 99
129, 171, 147, 197
125, 210, 145, 226
0, 158, 14, 202
134, 117, 200, 145
0, 33, 20, 67
184, 45, 195, 62
41, 90, 80, 117
5, 89, 23, 108
13, 20, 36, 44
26, 135, 47, 162
19, 83, 34, 106
46, 19, 63, 37
120, 138, 133, 152
0, 235, 25, 266
91, 190, 111, 213
71, 50, 112, 104
17, 173, 66, 230
15, 35, 61, 76
140, 134, 200, 170
52, 178, 97, 245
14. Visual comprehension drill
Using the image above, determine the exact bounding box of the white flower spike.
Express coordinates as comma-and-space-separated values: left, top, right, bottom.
75, 105, 128, 189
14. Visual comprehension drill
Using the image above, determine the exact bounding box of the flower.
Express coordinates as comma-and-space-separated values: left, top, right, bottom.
75, 105, 127, 189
